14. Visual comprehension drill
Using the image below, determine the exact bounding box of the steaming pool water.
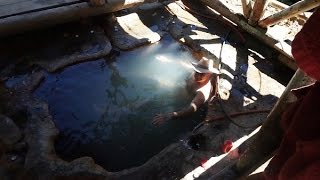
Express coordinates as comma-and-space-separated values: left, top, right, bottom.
33, 35, 206, 171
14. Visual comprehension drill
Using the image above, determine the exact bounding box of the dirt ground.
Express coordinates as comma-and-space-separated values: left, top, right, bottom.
0, 0, 305, 179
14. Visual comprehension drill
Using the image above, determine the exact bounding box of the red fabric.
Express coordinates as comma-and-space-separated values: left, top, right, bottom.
264, 82, 320, 180
263, 9, 320, 180
292, 9, 320, 80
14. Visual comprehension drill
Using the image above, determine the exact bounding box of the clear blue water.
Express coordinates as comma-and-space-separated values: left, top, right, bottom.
34, 36, 205, 171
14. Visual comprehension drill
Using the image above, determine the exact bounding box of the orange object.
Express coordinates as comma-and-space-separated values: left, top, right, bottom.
201, 159, 208, 167
222, 140, 233, 153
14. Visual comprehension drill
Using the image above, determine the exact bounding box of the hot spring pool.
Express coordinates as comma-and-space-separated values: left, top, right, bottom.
34, 36, 206, 171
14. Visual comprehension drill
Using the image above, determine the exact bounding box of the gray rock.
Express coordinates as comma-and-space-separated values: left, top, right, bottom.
24, 99, 110, 178
34, 26, 112, 72
104, 13, 161, 50
0, 115, 21, 146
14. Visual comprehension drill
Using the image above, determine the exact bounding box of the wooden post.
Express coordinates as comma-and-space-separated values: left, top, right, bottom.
200, 0, 296, 70
241, 0, 253, 19
200, 0, 275, 44
248, 0, 269, 26
236, 68, 306, 176
269, 0, 310, 22
259, 0, 320, 28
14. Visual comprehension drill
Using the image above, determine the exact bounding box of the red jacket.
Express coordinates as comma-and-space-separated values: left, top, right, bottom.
264, 9, 320, 180
264, 83, 320, 180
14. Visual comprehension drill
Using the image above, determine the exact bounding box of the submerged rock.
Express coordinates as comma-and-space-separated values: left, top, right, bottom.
0, 115, 21, 146
2, 69, 110, 178
34, 26, 112, 72
0, 23, 112, 74
24, 99, 110, 178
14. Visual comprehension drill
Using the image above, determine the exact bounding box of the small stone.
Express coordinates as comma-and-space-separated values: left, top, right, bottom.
90, 30, 94, 34
10, 155, 17, 161
75, 34, 79, 38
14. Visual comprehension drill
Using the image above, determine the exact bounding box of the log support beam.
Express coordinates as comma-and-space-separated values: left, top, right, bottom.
259, 0, 320, 28
200, 0, 296, 70
241, 0, 253, 19
236, 69, 306, 176
248, 0, 269, 26
0, 0, 158, 36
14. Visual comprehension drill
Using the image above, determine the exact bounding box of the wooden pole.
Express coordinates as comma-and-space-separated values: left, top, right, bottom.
248, 0, 269, 26
241, 0, 253, 19
200, 0, 276, 45
259, 0, 320, 28
269, 0, 310, 21
0, 0, 157, 36
236, 68, 306, 176
200, 0, 296, 70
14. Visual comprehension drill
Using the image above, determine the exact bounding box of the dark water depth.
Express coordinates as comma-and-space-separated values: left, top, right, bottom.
33, 36, 205, 171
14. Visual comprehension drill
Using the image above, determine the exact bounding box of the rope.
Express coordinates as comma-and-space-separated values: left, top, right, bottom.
190, 11, 264, 130
192, 109, 270, 133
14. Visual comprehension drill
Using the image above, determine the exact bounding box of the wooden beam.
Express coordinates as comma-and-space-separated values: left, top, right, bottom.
241, 0, 253, 19
236, 68, 306, 177
269, 0, 310, 21
0, 0, 157, 36
278, 53, 298, 70
200, 0, 296, 70
0, 0, 81, 18
259, 0, 320, 28
248, 0, 269, 26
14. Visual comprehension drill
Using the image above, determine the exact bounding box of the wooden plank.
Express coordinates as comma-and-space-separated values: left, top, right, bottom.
0, 0, 82, 18
0, 0, 157, 36
0, 0, 27, 6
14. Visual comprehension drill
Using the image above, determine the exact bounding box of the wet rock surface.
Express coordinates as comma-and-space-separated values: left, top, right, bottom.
0, 24, 111, 73
104, 13, 162, 50
0, 0, 298, 179
24, 99, 109, 178
34, 27, 112, 72
0, 71, 110, 179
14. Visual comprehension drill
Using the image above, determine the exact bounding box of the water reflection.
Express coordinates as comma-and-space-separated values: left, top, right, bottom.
34, 35, 203, 171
